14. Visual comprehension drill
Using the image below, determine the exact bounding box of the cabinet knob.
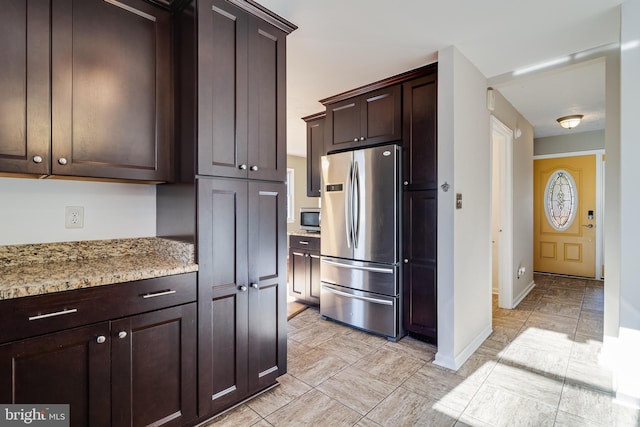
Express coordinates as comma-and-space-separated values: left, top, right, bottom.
251, 283, 259, 289
32, 155, 43, 164
360, 136, 365, 141
353, 138, 359, 142
250, 165, 258, 171
96, 335, 106, 344
404, 259, 409, 264
404, 181, 409, 186
239, 285, 248, 292
118, 331, 127, 339
239, 164, 247, 170
58, 157, 68, 165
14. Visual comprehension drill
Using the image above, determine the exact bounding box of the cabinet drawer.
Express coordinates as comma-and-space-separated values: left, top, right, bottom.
0, 273, 197, 344
289, 235, 320, 251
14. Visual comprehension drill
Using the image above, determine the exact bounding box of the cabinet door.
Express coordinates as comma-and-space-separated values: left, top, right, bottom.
0, 323, 111, 427
361, 85, 402, 146
403, 75, 438, 190
247, 181, 287, 393
0, 0, 50, 175
306, 115, 325, 197
197, 178, 249, 416
111, 304, 197, 427
289, 249, 308, 300
308, 253, 321, 305
247, 18, 287, 182
325, 98, 362, 152
402, 190, 437, 342
51, 0, 171, 181
198, 0, 249, 179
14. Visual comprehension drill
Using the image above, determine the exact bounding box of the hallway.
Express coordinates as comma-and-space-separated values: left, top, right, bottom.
205, 274, 639, 426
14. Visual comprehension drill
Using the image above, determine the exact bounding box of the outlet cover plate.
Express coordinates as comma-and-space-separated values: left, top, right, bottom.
65, 206, 84, 229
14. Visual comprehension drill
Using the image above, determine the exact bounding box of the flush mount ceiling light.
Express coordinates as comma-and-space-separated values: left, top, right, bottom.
557, 114, 584, 130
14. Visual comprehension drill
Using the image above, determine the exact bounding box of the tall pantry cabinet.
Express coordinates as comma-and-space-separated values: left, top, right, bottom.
157, 0, 296, 421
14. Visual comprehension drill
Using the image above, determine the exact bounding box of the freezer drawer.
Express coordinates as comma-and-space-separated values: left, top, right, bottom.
320, 257, 398, 296
320, 283, 398, 338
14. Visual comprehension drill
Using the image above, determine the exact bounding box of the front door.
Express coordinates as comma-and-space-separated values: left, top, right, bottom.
534, 155, 596, 277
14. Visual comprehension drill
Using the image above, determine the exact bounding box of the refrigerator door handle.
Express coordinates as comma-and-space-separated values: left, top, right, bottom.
353, 160, 361, 248
345, 161, 353, 248
322, 285, 394, 306
321, 258, 395, 274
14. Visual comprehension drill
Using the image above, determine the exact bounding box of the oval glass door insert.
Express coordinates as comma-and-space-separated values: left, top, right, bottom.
544, 169, 577, 231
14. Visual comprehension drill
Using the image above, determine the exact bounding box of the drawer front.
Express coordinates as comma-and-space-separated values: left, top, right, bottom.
0, 273, 197, 344
289, 234, 320, 251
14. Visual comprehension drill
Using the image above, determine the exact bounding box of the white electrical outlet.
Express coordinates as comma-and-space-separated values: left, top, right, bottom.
65, 206, 84, 229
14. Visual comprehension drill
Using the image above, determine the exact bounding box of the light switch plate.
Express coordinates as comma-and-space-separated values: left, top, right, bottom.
456, 193, 462, 209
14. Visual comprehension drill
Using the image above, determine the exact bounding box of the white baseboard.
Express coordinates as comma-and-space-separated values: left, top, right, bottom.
512, 280, 535, 308
433, 323, 493, 371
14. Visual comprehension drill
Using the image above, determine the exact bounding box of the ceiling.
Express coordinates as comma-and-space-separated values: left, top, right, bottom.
255, 0, 622, 156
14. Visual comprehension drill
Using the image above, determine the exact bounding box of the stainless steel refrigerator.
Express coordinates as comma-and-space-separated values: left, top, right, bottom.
320, 144, 403, 340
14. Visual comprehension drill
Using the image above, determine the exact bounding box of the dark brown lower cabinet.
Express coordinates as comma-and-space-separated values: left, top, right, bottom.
197, 177, 287, 417
0, 303, 196, 427
112, 303, 197, 427
288, 234, 321, 305
403, 190, 437, 343
0, 323, 111, 427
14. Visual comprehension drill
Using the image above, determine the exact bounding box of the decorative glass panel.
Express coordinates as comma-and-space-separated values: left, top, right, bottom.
544, 169, 577, 231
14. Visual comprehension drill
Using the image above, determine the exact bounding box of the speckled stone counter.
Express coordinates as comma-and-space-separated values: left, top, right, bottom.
0, 238, 198, 300
287, 231, 321, 238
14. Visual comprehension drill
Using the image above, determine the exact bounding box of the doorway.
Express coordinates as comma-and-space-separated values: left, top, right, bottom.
533, 152, 603, 278
490, 116, 514, 309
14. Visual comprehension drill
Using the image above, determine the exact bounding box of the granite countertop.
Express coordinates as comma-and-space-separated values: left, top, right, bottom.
0, 237, 198, 300
287, 231, 321, 238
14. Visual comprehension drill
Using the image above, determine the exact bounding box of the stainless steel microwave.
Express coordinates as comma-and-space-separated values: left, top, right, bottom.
299, 207, 320, 232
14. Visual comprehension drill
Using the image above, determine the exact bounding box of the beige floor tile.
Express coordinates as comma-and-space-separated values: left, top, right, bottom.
557, 383, 635, 426
246, 374, 312, 417
462, 383, 556, 427
576, 312, 604, 339
581, 297, 605, 314
535, 298, 582, 319
265, 389, 361, 427
565, 358, 613, 393
500, 343, 569, 379
485, 362, 563, 407
553, 410, 604, 427
585, 279, 604, 289
455, 354, 497, 382
250, 420, 273, 427
287, 320, 343, 348
524, 311, 578, 339
383, 335, 437, 363
551, 278, 587, 291
493, 307, 532, 322
286, 339, 313, 359
367, 387, 460, 427
316, 366, 396, 415
474, 337, 510, 359
455, 414, 492, 427
316, 333, 382, 364
287, 346, 350, 387
402, 363, 482, 413
492, 316, 527, 330
487, 324, 522, 344
202, 404, 262, 426
543, 287, 585, 304
353, 347, 425, 386
354, 417, 383, 427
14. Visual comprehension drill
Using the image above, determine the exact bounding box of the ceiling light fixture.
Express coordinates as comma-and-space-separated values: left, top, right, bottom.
557, 115, 584, 130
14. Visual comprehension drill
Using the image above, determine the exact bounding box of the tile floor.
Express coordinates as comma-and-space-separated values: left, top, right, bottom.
204, 274, 640, 426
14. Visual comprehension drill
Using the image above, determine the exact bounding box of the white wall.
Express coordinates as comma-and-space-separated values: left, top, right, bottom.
0, 178, 156, 245
491, 90, 535, 305
534, 130, 604, 155
286, 155, 320, 234
615, 0, 640, 406
435, 46, 493, 369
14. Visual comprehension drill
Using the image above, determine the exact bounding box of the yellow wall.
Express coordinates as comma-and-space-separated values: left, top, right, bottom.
286, 155, 319, 234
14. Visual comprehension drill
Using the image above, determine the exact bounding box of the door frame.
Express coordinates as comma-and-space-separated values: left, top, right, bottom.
490, 116, 514, 309
533, 149, 604, 279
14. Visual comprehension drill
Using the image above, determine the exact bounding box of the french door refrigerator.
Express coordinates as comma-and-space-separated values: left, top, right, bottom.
320, 144, 403, 340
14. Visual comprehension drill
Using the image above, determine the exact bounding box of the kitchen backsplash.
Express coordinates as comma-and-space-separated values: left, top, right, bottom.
0, 177, 156, 246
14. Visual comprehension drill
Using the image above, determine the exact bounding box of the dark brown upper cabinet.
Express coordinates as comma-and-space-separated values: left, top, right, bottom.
322, 85, 402, 153
0, 0, 172, 181
402, 73, 438, 191
51, 0, 172, 181
302, 112, 325, 197
0, 0, 51, 176
197, 0, 288, 182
